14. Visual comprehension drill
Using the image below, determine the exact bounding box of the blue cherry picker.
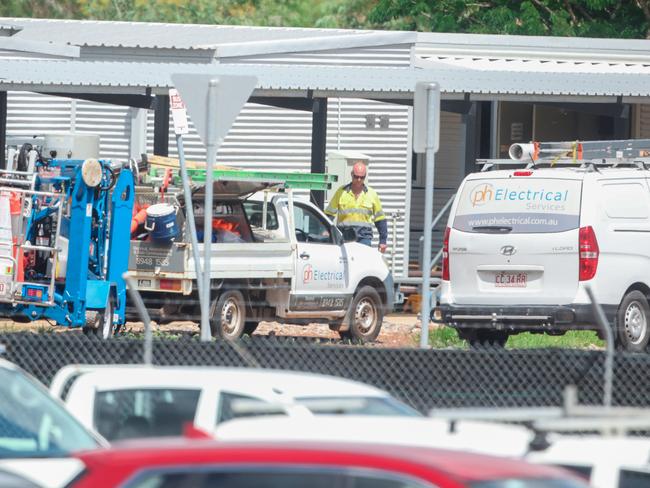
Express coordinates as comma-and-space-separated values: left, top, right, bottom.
0, 144, 134, 338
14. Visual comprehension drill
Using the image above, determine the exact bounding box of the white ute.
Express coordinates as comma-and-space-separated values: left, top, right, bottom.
129, 170, 396, 342
49, 365, 421, 442
436, 138, 650, 351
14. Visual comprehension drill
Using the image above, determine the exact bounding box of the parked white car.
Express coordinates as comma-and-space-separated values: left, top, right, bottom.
0, 358, 104, 488
50, 365, 421, 442
437, 147, 650, 350
213, 414, 536, 458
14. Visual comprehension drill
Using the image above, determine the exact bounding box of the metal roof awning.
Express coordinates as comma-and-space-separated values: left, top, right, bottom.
416, 31, 650, 64
2, 17, 416, 57
0, 59, 441, 99
414, 56, 650, 102
0, 37, 79, 58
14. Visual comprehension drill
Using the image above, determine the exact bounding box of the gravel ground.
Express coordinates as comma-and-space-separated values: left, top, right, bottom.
252, 313, 422, 347
0, 313, 424, 348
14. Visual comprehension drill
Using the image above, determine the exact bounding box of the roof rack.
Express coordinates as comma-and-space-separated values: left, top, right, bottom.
429, 387, 650, 437
477, 157, 650, 172
510, 138, 650, 162
143, 154, 338, 190
187, 168, 338, 190
478, 138, 650, 171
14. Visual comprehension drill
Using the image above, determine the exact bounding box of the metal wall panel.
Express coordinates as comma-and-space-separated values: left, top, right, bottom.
73, 100, 132, 159
7, 92, 72, 139
409, 112, 465, 272
6, 92, 132, 160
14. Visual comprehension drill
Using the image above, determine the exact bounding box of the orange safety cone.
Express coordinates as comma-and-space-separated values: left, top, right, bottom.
131, 206, 149, 235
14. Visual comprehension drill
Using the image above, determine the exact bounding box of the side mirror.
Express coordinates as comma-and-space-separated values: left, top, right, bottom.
340, 227, 357, 243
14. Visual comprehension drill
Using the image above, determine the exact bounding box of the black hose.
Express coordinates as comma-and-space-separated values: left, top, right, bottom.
15, 143, 32, 172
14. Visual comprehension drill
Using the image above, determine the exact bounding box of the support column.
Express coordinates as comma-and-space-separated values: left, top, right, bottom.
0, 92, 7, 170
128, 107, 148, 160
153, 94, 170, 156
310, 97, 328, 209
463, 102, 480, 177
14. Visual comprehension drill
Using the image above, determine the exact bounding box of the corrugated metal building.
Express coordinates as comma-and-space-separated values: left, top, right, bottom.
3, 19, 650, 281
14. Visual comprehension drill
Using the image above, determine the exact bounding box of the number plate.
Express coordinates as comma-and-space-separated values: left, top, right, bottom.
494, 271, 527, 288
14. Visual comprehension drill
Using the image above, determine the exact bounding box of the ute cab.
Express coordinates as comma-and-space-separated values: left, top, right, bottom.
437, 139, 650, 351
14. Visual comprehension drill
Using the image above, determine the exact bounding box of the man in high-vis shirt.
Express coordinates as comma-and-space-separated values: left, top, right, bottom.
325, 162, 387, 253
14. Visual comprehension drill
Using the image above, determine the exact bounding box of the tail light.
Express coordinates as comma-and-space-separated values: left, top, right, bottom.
442, 226, 451, 281
159, 279, 182, 291
579, 226, 599, 281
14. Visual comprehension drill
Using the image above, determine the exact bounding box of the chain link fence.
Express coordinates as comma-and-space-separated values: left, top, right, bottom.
2, 332, 650, 414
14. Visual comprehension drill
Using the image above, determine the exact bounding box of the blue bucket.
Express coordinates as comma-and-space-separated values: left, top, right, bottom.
145, 203, 178, 242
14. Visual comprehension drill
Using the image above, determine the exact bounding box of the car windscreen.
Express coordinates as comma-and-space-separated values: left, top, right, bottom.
294, 396, 422, 417
0, 367, 98, 458
471, 478, 587, 488
454, 178, 582, 234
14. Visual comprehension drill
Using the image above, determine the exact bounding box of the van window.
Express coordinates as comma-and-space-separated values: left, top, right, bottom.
454, 178, 582, 234
601, 182, 649, 219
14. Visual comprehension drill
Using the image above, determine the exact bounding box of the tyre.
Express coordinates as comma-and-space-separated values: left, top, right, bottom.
210, 290, 246, 340
83, 298, 118, 339
616, 290, 650, 352
460, 329, 509, 349
340, 286, 383, 343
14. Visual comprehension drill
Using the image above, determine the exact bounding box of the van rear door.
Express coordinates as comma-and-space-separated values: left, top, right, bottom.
449, 173, 583, 305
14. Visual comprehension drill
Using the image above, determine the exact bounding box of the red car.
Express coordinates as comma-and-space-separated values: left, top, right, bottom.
70, 439, 588, 488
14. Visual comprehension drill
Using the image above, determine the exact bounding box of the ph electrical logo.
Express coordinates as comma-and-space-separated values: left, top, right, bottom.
302, 264, 313, 284
469, 183, 494, 207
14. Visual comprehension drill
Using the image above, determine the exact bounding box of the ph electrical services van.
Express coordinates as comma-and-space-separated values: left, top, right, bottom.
436, 139, 650, 351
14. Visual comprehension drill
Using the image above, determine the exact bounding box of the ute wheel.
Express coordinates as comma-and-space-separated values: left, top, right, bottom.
210, 290, 246, 340
340, 286, 383, 343
616, 290, 650, 352
83, 298, 118, 339
460, 329, 509, 349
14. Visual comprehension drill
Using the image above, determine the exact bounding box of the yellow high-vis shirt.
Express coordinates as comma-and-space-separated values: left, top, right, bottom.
325, 184, 385, 227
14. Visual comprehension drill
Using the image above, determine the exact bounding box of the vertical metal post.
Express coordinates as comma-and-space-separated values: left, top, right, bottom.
419, 142, 435, 346
154, 95, 170, 157
310, 97, 328, 209
175, 135, 203, 297
200, 80, 219, 342
585, 285, 614, 408
419, 85, 440, 349
0, 92, 6, 170
124, 274, 153, 366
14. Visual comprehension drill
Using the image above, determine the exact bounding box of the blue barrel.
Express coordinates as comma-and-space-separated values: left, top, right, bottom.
145, 203, 178, 242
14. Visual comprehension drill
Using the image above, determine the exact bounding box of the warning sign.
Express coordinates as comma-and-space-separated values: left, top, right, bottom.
169, 88, 189, 136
